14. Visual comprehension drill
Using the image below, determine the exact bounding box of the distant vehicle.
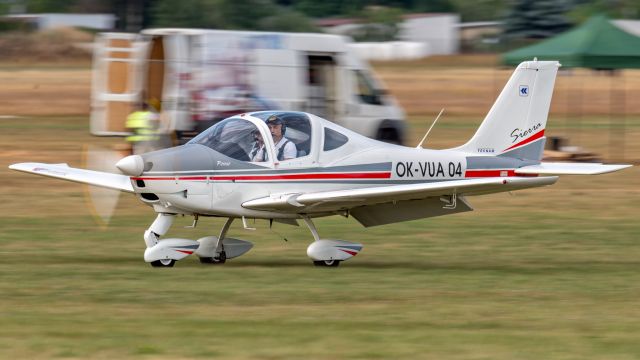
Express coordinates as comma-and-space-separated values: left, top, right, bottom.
91, 29, 406, 145
12, 61, 631, 267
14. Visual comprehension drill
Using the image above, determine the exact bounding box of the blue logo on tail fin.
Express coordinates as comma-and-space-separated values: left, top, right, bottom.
519, 85, 529, 96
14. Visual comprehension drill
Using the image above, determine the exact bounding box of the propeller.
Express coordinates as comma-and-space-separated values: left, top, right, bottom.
81, 120, 175, 227
82, 144, 126, 228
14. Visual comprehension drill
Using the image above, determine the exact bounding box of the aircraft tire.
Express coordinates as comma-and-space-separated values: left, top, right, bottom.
313, 260, 340, 267
199, 251, 226, 264
150, 259, 175, 267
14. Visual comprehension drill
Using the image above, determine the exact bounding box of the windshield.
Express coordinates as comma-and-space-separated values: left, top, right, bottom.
188, 117, 261, 162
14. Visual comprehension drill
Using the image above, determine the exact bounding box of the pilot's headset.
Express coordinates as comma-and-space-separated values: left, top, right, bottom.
266, 114, 286, 135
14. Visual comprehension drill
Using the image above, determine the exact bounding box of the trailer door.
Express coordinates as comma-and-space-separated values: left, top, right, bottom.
91, 33, 147, 135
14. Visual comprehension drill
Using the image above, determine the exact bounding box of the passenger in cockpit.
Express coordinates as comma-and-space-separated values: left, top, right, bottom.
249, 130, 267, 162
266, 115, 297, 161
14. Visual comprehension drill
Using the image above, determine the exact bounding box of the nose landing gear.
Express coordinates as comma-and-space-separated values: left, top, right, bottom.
151, 259, 175, 267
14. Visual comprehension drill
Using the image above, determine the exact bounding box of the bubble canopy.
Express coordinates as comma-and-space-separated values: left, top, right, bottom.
188, 112, 317, 162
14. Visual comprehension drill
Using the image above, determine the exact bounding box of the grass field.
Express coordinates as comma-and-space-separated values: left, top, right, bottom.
1, 62, 639, 359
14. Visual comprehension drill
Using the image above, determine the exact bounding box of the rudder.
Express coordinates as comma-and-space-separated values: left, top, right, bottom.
453, 60, 559, 160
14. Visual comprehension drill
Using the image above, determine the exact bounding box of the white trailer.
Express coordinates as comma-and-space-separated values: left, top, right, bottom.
91, 29, 406, 144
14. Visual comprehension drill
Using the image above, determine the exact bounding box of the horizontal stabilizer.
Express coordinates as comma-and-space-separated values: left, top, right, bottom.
9, 162, 134, 193
516, 162, 632, 175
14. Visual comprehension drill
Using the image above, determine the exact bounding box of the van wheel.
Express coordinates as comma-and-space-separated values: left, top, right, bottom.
377, 128, 401, 145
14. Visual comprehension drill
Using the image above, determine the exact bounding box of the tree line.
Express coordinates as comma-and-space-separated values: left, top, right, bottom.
4, 0, 640, 42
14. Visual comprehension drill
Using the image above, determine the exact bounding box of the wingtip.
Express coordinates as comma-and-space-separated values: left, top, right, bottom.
8, 163, 25, 171
601, 164, 633, 174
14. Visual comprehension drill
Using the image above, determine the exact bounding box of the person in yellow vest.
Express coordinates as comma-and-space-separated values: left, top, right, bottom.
126, 102, 159, 154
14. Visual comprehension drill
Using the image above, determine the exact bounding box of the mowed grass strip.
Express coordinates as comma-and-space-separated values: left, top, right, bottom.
1, 115, 639, 359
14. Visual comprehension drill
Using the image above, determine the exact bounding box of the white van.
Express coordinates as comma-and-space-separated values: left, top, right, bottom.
90, 29, 406, 144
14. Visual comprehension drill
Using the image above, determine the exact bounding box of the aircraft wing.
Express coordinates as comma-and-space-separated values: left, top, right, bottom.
515, 162, 631, 175
9, 162, 134, 193
242, 176, 558, 214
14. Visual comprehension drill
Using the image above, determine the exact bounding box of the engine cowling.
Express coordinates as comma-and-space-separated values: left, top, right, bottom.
307, 240, 363, 262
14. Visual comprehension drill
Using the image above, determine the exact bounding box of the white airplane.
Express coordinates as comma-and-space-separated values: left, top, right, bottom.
10, 61, 631, 267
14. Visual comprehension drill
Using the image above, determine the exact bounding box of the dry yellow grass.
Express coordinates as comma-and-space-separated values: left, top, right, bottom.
376, 65, 640, 117
0, 68, 90, 115
2, 60, 639, 118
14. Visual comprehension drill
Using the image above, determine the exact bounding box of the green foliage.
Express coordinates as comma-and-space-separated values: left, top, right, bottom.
150, 0, 319, 32
151, 0, 225, 28
217, 0, 278, 30
288, 0, 456, 18
291, 0, 387, 17
411, 0, 457, 12
26, 0, 78, 13
258, 9, 321, 32
569, 0, 640, 22
350, 6, 404, 42
450, 0, 506, 21
503, 0, 573, 41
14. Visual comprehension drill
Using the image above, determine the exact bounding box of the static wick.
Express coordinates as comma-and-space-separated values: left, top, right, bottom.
417, 108, 445, 149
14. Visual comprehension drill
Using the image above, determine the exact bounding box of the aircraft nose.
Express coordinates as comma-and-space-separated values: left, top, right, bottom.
116, 155, 144, 176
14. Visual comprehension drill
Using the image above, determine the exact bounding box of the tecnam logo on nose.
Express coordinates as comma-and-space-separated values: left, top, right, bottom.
510, 123, 542, 143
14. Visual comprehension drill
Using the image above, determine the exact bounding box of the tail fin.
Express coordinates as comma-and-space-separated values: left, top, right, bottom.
454, 60, 559, 160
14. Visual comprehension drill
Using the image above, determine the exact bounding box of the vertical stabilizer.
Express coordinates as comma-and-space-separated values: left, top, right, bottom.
453, 60, 559, 160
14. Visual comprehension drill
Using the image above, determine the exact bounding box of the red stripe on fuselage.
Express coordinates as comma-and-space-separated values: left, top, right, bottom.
211, 172, 391, 181
465, 169, 538, 178
503, 130, 545, 152
131, 176, 208, 181
132, 172, 392, 182
178, 176, 207, 180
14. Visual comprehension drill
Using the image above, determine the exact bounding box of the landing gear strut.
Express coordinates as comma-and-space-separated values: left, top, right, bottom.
196, 217, 234, 264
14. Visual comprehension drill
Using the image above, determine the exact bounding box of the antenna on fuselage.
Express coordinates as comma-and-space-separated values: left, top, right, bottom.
416, 108, 444, 149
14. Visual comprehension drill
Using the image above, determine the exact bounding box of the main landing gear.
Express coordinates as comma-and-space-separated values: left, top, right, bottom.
302, 216, 363, 267
195, 217, 234, 265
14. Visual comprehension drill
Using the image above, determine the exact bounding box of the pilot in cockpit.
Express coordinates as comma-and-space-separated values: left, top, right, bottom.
252, 115, 297, 162
267, 115, 297, 161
